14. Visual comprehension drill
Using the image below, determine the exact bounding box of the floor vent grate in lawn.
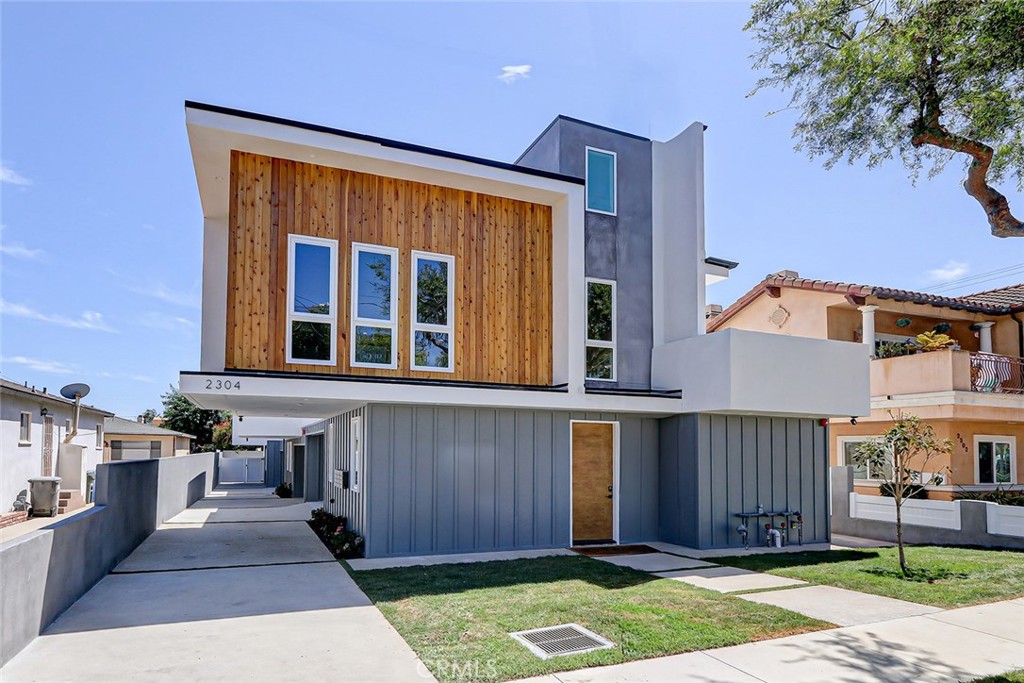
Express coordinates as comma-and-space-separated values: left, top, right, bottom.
510, 624, 614, 659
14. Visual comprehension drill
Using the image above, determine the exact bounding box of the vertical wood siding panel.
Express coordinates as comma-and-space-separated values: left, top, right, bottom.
407, 407, 430, 553
434, 407, 456, 553
456, 408, 476, 550
496, 411, 517, 548
476, 408, 497, 549
533, 411, 553, 547
741, 417, 758, 514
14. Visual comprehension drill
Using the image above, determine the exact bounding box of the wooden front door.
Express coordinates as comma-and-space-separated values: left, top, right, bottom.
572, 422, 615, 543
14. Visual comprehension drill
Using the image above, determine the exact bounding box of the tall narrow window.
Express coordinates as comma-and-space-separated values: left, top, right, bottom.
19, 412, 32, 445
411, 251, 455, 372
287, 235, 338, 365
351, 243, 399, 368
585, 278, 616, 381
96, 424, 104, 449
586, 147, 616, 215
350, 415, 362, 493
976, 436, 1015, 485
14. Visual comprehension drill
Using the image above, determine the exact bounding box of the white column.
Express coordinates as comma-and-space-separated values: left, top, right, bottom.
977, 322, 995, 354
858, 305, 879, 356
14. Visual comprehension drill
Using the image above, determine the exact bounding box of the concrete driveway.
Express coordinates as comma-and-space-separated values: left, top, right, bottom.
1, 487, 434, 683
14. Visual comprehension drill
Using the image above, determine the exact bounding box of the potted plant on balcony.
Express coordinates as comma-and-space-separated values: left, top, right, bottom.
913, 331, 956, 353
876, 341, 909, 358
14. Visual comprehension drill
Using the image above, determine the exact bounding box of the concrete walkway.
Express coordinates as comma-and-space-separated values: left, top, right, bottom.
0, 487, 434, 683
516, 548, 1024, 683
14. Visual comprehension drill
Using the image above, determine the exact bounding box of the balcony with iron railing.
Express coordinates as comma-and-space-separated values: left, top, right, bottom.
870, 348, 1024, 398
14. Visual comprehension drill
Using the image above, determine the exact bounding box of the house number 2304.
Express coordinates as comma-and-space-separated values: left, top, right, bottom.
205, 379, 241, 391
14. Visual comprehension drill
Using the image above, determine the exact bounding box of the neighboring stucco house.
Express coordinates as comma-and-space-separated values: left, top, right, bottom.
0, 379, 113, 517
103, 416, 194, 460
178, 102, 867, 556
709, 273, 1024, 499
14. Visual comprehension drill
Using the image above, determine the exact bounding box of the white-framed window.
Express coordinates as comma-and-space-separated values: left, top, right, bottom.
585, 147, 617, 215
19, 412, 32, 445
410, 250, 455, 372
351, 243, 399, 369
975, 435, 1016, 485
585, 278, 616, 381
286, 234, 338, 365
286, 442, 294, 472
838, 436, 891, 481
350, 415, 362, 493
96, 423, 104, 449
64, 418, 72, 433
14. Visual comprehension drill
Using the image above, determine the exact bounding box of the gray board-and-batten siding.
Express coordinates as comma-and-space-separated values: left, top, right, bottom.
312, 405, 829, 558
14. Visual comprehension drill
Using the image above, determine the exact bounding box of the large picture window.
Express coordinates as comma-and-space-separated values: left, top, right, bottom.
411, 251, 454, 372
586, 147, 617, 215
351, 243, 399, 368
585, 278, 616, 381
286, 235, 338, 365
975, 436, 1015, 485
838, 436, 891, 481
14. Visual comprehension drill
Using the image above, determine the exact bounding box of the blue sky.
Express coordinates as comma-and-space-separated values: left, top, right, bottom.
2, 2, 1022, 418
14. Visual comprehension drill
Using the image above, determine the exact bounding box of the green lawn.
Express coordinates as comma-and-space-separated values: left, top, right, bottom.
970, 671, 1024, 683
714, 546, 1024, 608
350, 555, 829, 683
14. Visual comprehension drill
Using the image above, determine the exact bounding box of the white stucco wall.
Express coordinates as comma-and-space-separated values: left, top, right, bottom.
0, 391, 107, 512
652, 328, 871, 417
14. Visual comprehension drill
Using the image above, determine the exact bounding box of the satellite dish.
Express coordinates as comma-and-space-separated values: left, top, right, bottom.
60, 383, 91, 400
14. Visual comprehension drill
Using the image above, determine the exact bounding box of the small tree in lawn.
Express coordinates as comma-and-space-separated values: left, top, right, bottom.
851, 413, 952, 576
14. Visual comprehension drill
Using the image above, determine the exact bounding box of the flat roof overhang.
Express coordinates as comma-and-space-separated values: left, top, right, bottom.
186, 102, 584, 224
180, 370, 685, 419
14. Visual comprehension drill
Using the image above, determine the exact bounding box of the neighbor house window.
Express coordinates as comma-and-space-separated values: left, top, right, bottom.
585, 147, 616, 215
350, 415, 362, 493
286, 235, 338, 365
19, 412, 32, 445
351, 243, 399, 368
585, 278, 616, 381
975, 436, 1015, 485
96, 424, 104, 449
838, 436, 891, 481
411, 251, 454, 372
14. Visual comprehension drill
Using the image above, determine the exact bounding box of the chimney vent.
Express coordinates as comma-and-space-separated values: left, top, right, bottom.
771, 270, 800, 279
705, 304, 724, 319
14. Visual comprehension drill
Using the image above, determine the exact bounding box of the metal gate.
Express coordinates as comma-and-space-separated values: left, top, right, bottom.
218, 451, 265, 484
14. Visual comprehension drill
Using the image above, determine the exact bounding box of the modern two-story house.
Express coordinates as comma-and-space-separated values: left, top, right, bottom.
179, 103, 868, 556
709, 273, 1024, 500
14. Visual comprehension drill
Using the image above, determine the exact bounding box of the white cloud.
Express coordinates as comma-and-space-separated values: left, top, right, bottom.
927, 260, 969, 282
498, 64, 532, 84
0, 298, 116, 332
131, 374, 155, 383
0, 243, 45, 260
0, 162, 32, 186
2, 355, 74, 375
139, 312, 196, 331
130, 283, 201, 309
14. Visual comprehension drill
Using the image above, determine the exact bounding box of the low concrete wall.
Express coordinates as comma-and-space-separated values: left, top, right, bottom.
831, 466, 1024, 550
0, 452, 214, 666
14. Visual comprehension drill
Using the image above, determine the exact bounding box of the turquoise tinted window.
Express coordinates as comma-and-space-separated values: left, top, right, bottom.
293, 243, 332, 315
586, 149, 616, 213
356, 251, 392, 320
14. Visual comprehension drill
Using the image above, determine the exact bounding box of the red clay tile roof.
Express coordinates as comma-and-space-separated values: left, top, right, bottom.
958, 284, 1024, 309
707, 276, 1024, 332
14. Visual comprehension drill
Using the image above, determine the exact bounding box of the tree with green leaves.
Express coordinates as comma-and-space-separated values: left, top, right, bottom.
161, 384, 229, 451
747, 0, 1024, 237
851, 412, 952, 576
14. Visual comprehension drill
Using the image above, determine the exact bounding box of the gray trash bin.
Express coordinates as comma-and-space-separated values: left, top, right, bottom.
28, 477, 62, 517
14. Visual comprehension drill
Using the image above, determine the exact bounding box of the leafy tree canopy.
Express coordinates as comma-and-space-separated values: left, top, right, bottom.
160, 384, 229, 451
747, 0, 1024, 237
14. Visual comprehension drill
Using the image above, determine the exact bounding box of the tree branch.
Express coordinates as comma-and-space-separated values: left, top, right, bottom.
912, 126, 1024, 237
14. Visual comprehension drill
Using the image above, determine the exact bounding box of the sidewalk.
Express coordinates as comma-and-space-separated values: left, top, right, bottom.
515, 546, 1024, 683
0, 487, 434, 683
